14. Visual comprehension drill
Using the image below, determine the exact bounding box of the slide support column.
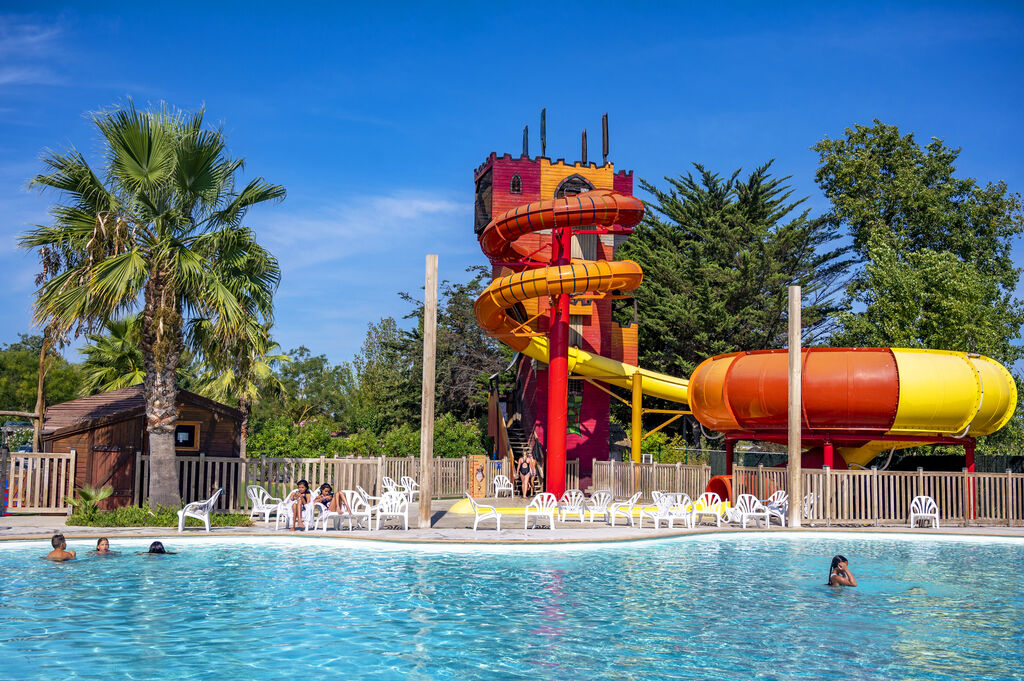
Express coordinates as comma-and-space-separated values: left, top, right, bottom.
823, 439, 833, 469
631, 373, 643, 462
545, 224, 571, 499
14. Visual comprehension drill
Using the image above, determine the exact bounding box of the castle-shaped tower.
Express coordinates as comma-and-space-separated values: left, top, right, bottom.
474, 119, 639, 483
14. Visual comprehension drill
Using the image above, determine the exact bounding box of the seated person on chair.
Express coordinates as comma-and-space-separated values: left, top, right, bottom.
288, 480, 312, 531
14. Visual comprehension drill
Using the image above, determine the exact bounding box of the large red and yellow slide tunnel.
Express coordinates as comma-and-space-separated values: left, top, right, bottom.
475, 189, 1018, 468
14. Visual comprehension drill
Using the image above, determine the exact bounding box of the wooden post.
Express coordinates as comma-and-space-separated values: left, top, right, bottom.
631, 373, 642, 462
824, 465, 831, 527
787, 285, 802, 527
1008, 469, 1015, 527
871, 466, 879, 527
418, 254, 438, 528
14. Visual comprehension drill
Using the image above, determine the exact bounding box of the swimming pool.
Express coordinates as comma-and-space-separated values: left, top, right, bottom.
1, 533, 1021, 680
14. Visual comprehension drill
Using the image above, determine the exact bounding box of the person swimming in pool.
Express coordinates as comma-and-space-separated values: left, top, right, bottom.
137, 541, 177, 555
89, 537, 118, 555
45, 533, 76, 562
828, 554, 857, 586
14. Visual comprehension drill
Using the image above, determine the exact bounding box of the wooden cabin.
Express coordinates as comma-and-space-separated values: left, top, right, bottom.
41, 386, 242, 508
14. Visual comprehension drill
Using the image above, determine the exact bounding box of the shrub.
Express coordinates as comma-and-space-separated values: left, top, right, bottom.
67, 505, 253, 528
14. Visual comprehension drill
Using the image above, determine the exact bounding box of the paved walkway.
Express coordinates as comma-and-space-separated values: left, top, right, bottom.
3, 497, 1024, 544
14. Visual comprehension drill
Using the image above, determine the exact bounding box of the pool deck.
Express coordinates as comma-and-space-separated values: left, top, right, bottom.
3, 497, 1024, 544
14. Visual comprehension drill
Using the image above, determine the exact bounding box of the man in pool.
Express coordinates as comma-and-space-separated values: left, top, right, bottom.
45, 534, 76, 562
828, 554, 857, 586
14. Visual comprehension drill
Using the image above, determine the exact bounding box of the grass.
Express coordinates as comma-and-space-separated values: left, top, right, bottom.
67, 505, 253, 528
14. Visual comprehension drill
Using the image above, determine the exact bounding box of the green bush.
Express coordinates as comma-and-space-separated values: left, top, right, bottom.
434, 413, 485, 459
67, 505, 253, 528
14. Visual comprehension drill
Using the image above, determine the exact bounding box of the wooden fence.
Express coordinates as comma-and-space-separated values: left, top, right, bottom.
4, 452, 77, 513
592, 461, 713, 501
733, 465, 1024, 526
134, 454, 469, 512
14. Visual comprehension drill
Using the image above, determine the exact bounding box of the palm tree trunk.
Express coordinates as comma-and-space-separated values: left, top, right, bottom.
141, 269, 183, 508
238, 397, 250, 459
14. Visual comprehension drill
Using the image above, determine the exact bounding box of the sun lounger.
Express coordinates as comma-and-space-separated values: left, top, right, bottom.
465, 492, 502, 531
525, 492, 558, 530
558, 489, 586, 522
246, 485, 282, 523
177, 488, 224, 532
608, 491, 643, 527
493, 475, 514, 497
585, 490, 613, 522
909, 495, 940, 528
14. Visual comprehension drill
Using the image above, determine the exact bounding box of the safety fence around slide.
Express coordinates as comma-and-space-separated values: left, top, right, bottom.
732, 465, 1024, 527
132, 454, 470, 513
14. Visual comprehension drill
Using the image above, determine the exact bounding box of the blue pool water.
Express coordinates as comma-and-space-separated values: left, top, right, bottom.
1, 533, 1022, 680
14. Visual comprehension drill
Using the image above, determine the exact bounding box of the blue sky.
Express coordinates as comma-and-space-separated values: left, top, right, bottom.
1, 2, 1023, 365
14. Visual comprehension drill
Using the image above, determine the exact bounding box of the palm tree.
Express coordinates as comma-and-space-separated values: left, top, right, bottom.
79, 317, 145, 395
194, 319, 289, 457
21, 103, 284, 507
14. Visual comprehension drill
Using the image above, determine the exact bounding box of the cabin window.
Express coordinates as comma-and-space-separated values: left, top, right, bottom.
175, 422, 201, 451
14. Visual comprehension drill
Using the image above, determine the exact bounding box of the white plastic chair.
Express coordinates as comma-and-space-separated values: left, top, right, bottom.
525, 492, 558, 530
275, 489, 316, 531
314, 490, 358, 531
246, 485, 282, 522
733, 494, 770, 528
558, 489, 586, 522
585, 490, 613, 522
640, 494, 676, 529
692, 492, 724, 527
177, 488, 224, 532
909, 495, 940, 528
493, 475, 514, 498
401, 476, 420, 503
803, 492, 819, 521
375, 490, 409, 530
669, 493, 694, 528
608, 492, 643, 527
762, 490, 788, 527
382, 476, 409, 498
465, 492, 502, 531
349, 489, 377, 531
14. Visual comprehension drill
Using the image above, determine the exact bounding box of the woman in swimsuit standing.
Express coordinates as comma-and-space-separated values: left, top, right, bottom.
518, 453, 536, 499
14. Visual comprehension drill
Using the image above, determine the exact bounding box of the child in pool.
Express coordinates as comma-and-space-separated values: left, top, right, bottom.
90, 537, 118, 555
828, 554, 857, 586
137, 541, 177, 555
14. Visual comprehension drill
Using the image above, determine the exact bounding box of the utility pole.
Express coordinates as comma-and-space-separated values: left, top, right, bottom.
787, 285, 803, 528
418, 254, 438, 528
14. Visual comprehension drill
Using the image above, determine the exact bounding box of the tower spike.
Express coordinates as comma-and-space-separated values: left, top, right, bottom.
540, 108, 547, 157
581, 129, 588, 165
523, 125, 529, 157
602, 113, 609, 164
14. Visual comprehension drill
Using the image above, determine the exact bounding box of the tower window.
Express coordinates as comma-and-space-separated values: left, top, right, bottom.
555, 174, 595, 198
510, 173, 522, 194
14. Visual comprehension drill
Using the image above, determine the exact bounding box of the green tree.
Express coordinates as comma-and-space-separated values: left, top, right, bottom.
0, 334, 80, 412
814, 121, 1024, 450
620, 162, 852, 380
22, 103, 284, 506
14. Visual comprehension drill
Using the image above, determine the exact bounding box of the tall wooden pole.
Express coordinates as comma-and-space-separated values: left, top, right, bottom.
787, 285, 802, 528
418, 254, 438, 528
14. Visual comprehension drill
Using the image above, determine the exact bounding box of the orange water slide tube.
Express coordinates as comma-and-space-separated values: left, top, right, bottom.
689, 347, 1017, 466
474, 190, 691, 403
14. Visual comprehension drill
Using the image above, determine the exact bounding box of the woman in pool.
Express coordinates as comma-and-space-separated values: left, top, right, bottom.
828, 554, 857, 586
288, 480, 312, 531
90, 537, 118, 555
518, 453, 536, 499
137, 541, 177, 555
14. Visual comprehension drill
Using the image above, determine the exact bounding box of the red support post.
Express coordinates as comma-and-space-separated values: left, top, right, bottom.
965, 439, 975, 473
545, 223, 571, 498
966, 438, 976, 520
823, 439, 833, 469
725, 439, 734, 477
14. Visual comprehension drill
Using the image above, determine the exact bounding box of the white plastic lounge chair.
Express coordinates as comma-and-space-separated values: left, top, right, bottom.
275, 489, 316, 531
640, 494, 677, 529
692, 492, 724, 527
669, 493, 694, 529
608, 491, 643, 527
349, 490, 377, 531
466, 492, 502, 531
762, 490, 788, 527
401, 476, 420, 503
558, 489, 586, 522
382, 476, 408, 498
585, 490, 613, 523
314, 490, 359, 532
733, 494, 770, 528
909, 495, 940, 528
525, 492, 558, 530
177, 488, 224, 532
493, 475, 514, 498
375, 490, 409, 530
246, 485, 282, 522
